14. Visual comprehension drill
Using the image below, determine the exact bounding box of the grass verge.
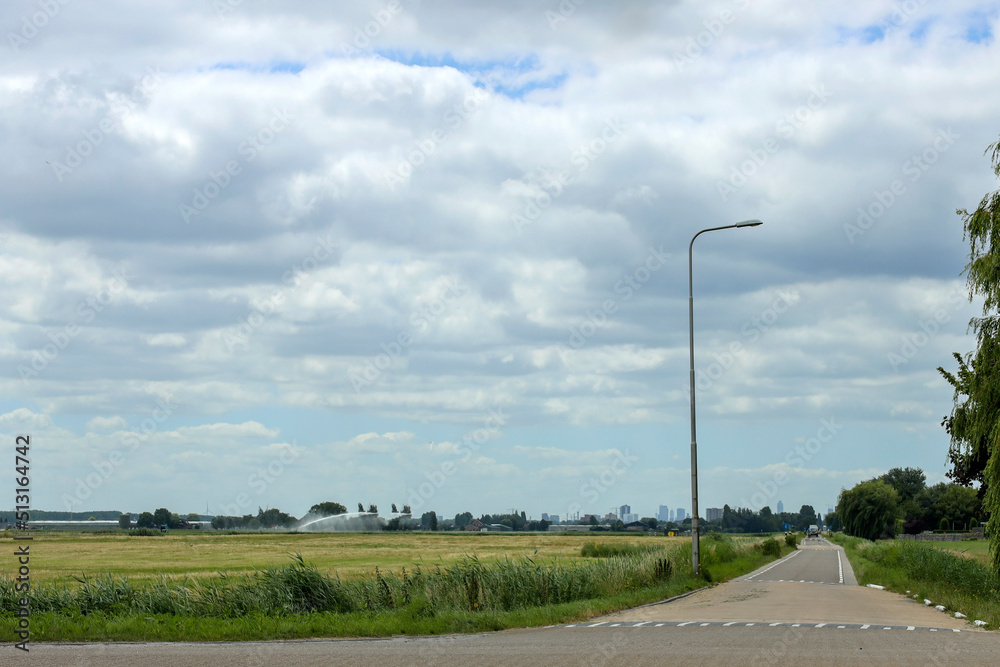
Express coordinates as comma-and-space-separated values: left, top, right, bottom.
828, 533, 1000, 629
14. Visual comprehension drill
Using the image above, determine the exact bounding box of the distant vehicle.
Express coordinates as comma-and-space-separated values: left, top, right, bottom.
807, 525, 820, 537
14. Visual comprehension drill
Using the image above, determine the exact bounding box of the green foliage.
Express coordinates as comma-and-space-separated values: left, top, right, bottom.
878, 467, 926, 503
837, 479, 899, 540
136, 512, 155, 529
118, 514, 131, 529
784, 533, 797, 549
758, 538, 781, 557
309, 502, 348, 517
0, 548, 687, 618
580, 542, 661, 558
126, 528, 163, 537
939, 135, 1000, 574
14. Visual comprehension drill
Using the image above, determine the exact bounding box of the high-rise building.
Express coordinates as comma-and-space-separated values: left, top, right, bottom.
676, 508, 686, 521
706, 507, 723, 521
619, 504, 631, 519
777, 500, 784, 513
657, 505, 670, 522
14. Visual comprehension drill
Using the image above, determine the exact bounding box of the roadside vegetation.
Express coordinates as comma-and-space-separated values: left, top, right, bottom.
0, 533, 791, 642
829, 533, 999, 629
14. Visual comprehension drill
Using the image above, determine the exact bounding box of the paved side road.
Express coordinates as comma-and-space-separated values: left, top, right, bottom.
12, 626, 1000, 666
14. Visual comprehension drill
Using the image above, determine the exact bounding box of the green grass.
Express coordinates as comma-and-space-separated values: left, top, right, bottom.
921, 539, 992, 563
828, 533, 1000, 629
0, 533, 789, 642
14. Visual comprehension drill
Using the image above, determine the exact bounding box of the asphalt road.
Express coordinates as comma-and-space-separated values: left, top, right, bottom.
13, 538, 1000, 666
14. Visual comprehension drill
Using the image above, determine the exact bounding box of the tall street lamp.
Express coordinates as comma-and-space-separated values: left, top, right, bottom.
688, 219, 763, 575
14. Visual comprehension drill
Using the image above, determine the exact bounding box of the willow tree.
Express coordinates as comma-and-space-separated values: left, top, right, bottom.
939, 136, 1000, 573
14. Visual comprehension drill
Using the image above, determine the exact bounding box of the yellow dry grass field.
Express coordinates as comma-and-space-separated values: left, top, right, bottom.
4, 530, 686, 585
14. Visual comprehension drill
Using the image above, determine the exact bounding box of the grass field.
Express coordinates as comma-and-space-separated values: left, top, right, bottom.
1, 530, 791, 641
920, 539, 992, 563
2, 529, 687, 585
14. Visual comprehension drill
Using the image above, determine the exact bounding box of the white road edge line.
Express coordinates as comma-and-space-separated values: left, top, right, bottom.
743, 549, 800, 581
837, 549, 844, 584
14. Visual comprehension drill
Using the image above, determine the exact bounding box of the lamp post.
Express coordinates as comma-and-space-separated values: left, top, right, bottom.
688, 219, 763, 575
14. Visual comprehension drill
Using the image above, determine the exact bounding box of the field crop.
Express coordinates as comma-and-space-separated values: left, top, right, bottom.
0, 530, 685, 585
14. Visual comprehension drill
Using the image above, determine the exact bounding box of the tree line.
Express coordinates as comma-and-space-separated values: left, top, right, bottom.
834, 467, 982, 541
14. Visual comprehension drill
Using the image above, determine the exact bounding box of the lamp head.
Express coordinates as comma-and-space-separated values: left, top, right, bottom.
735, 219, 764, 228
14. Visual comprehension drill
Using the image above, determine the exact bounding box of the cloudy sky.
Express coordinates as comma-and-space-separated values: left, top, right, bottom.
2, 1, 999, 522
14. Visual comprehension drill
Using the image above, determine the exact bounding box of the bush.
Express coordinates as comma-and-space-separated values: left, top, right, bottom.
758, 538, 781, 557
126, 528, 163, 537
784, 533, 797, 549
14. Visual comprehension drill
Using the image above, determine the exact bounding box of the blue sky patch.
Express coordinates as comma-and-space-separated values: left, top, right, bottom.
371, 50, 567, 98
207, 61, 305, 75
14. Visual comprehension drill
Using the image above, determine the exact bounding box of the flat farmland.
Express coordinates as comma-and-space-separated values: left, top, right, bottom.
8, 531, 687, 585
921, 539, 992, 563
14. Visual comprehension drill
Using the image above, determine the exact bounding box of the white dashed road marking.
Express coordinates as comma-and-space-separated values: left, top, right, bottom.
558, 621, 969, 633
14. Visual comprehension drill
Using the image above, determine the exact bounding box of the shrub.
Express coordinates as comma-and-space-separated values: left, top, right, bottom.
784, 533, 797, 549
758, 538, 781, 557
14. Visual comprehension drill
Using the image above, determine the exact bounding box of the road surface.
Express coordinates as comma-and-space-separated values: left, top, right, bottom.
14, 537, 1000, 665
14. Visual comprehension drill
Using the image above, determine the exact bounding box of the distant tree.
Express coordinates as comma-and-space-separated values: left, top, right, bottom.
641, 517, 658, 530
118, 514, 131, 529
137, 512, 155, 528
430, 513, 438, 531
937, 484, 981, 530
838, 480, 899, 540
358, 502, 365, 513
309, 502, 347, 517
152, 508, 172, 528
797, 505, 816, 530
588, 515, 598, 526
391, 503, 398, 514
825, 510, 841, 532
402, 505, 411, 515
368, 504, 378, 514
454, 511, 473, 529
186, 512, 201, 521
170, 513, 182, 528
420, 511, 436, 531
878, 467, 926, 503
257, 507, 297, 528
384, 517, 402, 531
